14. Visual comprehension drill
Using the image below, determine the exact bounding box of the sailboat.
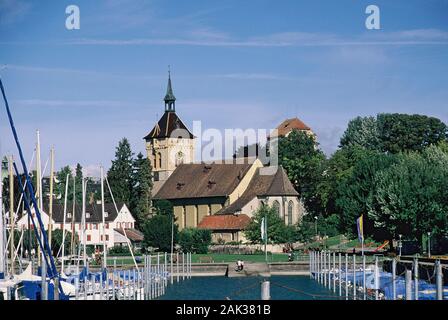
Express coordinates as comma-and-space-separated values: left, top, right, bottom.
0, 78, 146, 300
0, 78, 72, 300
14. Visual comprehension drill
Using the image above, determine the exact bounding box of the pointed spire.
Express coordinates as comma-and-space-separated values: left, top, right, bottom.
164, 66, 176, 112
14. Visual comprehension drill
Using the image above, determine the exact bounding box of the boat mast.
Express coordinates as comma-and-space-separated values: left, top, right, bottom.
48, 147, 54, 249
8, 155, 14, 276
1, 78, 63, 294
70, 175, 76, 263
0, 156, 4, 279
82, 177, 87, 268
100, 166, 107, 269
61, 173, 69, 274
36, 130, 42, 268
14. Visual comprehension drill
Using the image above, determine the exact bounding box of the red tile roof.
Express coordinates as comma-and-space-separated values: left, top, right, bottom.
198, 214, 251, 231
275, 117, 311, 137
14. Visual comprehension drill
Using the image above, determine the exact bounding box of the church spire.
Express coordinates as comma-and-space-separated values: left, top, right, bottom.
164, 67, 176, 112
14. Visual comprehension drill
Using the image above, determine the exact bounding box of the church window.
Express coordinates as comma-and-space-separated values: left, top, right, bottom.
272, 200, 280, 217
158, 152, 162, 169
288, 201, 294, 225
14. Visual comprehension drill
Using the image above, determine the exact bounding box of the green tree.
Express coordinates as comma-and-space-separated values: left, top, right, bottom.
142, 214, 178, 252
107, 138, 134, 205
74, 163, 83, 203
377, 113, 447, 153
54, 166, 73, 204
244, 206, 298, 244
296, 218, 316, 244
277, 130, 326, 216
152, 199, 174, 216
340, 116, 381, 151
336, 150, 397, 240
51, 229, 76, 256
178, 228, 211, 254
373, 146, 448, 250
131, 152, 153, 227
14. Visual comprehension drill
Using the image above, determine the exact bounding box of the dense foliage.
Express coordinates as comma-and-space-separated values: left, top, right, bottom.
244, 206, 299, 244
106, 138, 134, 205
277, 130, 326, 217
131, 152, 153, 227
269, 113, 448, 252
152, 199, 174, 216
142, 214, 178, 252
178, 228, 212, 254
50, 229, 75, 256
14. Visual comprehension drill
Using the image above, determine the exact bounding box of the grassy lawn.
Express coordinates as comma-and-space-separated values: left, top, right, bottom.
308, 235, 383, 250
191, 253, 291, 263
104, 253, 296, 265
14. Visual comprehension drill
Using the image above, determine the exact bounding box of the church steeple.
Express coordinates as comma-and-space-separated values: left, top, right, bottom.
164, 69, 176, 112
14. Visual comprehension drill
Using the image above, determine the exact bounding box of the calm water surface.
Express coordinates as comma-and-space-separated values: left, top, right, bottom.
159, 276, 340, 300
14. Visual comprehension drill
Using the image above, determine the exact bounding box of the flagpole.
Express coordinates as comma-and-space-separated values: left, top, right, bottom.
264, 212, 267, 264
361, 215, 364, 256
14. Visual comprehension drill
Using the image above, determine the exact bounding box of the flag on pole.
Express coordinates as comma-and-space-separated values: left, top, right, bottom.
261, 217, 266, 241
357, 215, 364, 243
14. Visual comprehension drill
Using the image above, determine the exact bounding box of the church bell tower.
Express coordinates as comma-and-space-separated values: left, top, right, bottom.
144, 71, 195, 184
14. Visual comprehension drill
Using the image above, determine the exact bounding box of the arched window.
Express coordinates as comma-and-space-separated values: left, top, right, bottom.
288, 201, 294, 225
158, 152, 162, 169
272, 200, 280, 217
154, 153, 159, 169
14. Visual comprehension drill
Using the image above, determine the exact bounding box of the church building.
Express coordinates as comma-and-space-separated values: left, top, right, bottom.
144, 74, 307, 243
144, 72, 195, 195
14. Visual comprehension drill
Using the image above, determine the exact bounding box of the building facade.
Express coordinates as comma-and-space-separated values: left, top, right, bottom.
154, 158, 305, 243
15, 203, 140, 249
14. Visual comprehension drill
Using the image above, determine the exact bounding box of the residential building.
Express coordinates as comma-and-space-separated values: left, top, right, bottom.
15, 203, 141, 249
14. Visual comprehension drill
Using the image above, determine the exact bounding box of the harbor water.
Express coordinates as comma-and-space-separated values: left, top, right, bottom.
158, 276, 341, 300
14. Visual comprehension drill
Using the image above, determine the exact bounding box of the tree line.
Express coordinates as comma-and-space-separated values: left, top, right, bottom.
274, 113, 447, 251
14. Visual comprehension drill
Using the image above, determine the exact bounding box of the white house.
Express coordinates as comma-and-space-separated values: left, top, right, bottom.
15, 202, 142, 249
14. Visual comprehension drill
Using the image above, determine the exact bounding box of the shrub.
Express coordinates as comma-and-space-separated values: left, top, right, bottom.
108, 246, 132, 256
142, 214, 178, 252
179, 228, 211, 254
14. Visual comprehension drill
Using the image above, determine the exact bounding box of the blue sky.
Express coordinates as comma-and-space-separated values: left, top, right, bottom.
0, 0, 447, 176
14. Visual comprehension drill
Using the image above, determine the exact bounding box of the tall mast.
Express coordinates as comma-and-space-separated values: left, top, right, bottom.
8, 155, 14, 276
36, 130, 42, 267
100, 166, 106, 269
82, 177, 86, 267
0, 156, 4, 278
70, 175, 76, 261
48, 147, 54, 249
61, 173, 69, 274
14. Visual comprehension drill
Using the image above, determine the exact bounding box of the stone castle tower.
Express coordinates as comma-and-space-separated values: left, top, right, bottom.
144, 72, 195, 189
